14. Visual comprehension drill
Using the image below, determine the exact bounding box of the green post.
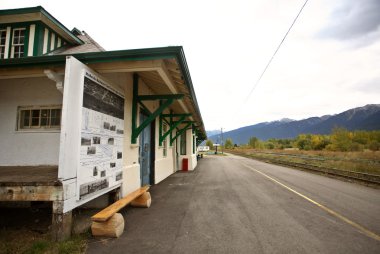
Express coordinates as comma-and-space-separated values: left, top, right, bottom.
131, 73, 139, 144
159, 100, 163, 146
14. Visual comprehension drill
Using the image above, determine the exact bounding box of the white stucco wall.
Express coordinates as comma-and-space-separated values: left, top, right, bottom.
0, 77, 62, 166
154, 107, 175, 184
102, 73, 178, 195
102, 72, 141, 197
178, 128, 197, 171
0, 70, 197, 199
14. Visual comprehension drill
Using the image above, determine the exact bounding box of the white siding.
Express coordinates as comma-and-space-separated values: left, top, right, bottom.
178, 128, 197, 171
4, 27, 11, 59
50, 33, 55, 51
43, 28, 48, 54
0, 77, 62, 166
27, 24, 35, 56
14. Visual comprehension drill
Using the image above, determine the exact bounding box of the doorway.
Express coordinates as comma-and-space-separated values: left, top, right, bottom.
139, 111, 155, 186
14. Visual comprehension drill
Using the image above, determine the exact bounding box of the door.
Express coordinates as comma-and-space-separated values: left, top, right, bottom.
139, 112, 151, 186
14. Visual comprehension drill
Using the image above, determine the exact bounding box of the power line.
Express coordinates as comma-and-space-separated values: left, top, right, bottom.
242, 0, 310, 105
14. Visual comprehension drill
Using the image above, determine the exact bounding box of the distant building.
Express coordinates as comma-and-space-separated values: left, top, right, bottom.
0, 6, 206, 240
197, 146, 210, 152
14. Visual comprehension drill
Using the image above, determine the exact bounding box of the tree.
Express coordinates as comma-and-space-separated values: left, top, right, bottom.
205, 140, 214, 150
328, 127, 352, 151
311, 135, 330, 150
296, 134, 312, 150
224, 138, 233, 149
248, 137, 259, 149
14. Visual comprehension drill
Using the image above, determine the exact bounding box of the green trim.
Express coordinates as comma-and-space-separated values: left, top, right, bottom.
159, 113, 192, 146
161, 113, 192, 117
33, 22, 42, 56
24, 26, 29, 57
159, 101, 163, 147
171, 122, 192, 145
131, 73, 138, 144
11, 26, 29, 58
138, 94, 184, 101
159, 114, 187, 146
175, 47, 206, 139
54, 33, 58, 50
133, 98, 175, 144
0, 22, 34, 58
0, 46, 178, 67
46, 29, 50, 53
0, 45, 206, 138
170, 110, 173, 147
0, 6, 83, 45
163, 118, 170, 126
172, 121, 194, 124
131, 73, 185, 144
139, 101, 151, 115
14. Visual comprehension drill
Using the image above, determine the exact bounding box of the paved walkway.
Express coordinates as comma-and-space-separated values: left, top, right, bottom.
87, 154, 380, 254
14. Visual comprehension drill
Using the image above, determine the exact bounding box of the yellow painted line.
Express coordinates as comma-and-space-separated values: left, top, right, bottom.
243, 164, 380, 242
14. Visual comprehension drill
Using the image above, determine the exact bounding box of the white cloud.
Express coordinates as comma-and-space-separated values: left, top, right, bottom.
318, 0, 380, 47
1, 0, 379, 132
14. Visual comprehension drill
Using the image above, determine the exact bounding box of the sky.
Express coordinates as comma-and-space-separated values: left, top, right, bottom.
1, 0, 379, 131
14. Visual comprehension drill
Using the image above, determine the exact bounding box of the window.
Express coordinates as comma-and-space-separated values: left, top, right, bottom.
18, 106, 62, 130
163, 123, 168, 157
193, 135, 196, 154
180, 131, 186, 155
0, 30, 6, 59
12, 28, 25, 58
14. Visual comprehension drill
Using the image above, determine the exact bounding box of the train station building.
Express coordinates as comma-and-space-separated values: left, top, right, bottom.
0, 6, 206, 239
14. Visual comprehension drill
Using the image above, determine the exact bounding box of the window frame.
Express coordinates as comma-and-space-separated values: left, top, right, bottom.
11, 28, 26, 58
17, 105, 62, 131
180, 131, 187, 155
0, 29, 7, 59
193, 134, 196, 154
162, 123, 168, 157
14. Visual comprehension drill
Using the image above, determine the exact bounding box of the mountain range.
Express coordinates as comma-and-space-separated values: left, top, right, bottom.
207, 104, 380, 144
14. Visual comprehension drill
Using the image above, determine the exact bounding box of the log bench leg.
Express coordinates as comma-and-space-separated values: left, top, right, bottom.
131, 192, 151, 208
91, 213, 124, 238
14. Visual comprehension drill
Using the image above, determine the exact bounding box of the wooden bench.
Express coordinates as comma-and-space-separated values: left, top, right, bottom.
91, 186, 151, 237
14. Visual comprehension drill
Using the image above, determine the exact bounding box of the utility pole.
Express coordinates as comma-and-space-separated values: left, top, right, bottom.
221, 127, 224, 154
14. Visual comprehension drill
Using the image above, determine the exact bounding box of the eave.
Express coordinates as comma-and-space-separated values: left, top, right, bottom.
0, 6, 83, 45
0, 46, 206, 140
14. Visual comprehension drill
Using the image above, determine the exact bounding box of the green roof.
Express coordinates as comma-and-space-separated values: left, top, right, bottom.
0, 46, 206, 139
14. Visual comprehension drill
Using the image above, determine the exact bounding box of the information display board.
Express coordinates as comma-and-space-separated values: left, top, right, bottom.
59, 56, 125, 211
78, 72, 124, 200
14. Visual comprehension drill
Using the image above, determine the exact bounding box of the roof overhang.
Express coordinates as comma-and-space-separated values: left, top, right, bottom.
0, 6, 83, 45
0, 46, 206, 140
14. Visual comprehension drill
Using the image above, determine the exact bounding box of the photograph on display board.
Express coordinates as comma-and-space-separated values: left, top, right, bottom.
78, 73, 124, 200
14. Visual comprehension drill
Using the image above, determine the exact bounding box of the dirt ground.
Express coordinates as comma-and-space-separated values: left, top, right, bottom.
0, 202, 87, 254
0, 203, 51, 253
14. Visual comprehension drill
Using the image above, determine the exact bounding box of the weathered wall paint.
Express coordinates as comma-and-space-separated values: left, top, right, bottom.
0, 77, 62, 166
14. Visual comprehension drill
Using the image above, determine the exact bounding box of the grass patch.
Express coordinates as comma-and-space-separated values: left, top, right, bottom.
0, 229, 88, 254
228, 149, 380, 175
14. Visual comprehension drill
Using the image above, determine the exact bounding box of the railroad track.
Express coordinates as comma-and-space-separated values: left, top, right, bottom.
228, 151, 380, 185
249, 151, 380, 164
